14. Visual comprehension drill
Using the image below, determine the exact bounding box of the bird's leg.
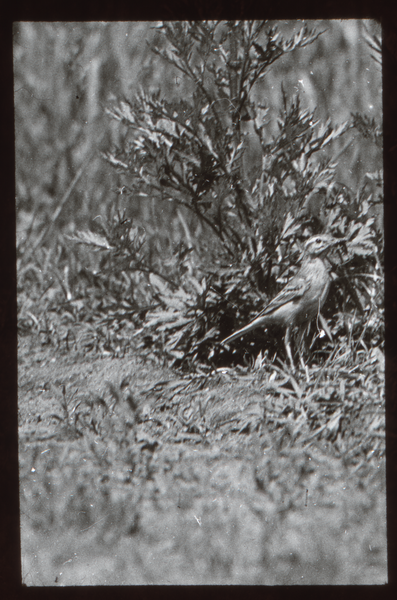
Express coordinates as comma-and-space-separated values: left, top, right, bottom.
284, 326, 295, 372
297, 323, 308, 370
299, 354, 310, 382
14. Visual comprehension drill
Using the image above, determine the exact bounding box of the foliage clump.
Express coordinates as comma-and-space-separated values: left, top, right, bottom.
20, 21, 383, 371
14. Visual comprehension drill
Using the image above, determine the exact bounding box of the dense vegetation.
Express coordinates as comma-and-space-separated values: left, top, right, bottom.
16, 20, 383, 371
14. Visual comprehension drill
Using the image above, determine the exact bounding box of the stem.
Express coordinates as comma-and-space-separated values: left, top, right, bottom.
30, 131, 106, 253
160, 157, 237, 254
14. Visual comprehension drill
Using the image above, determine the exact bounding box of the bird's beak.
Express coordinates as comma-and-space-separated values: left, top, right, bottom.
329, 237, 348, 247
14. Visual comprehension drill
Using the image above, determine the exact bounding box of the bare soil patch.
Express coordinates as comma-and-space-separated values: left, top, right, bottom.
19, 333, 387, 585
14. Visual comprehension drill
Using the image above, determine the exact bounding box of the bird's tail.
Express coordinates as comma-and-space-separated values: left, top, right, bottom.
221, 317, 267, 345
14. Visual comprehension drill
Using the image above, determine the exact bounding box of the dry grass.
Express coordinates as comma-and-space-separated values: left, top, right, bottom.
18, 333, 386, 585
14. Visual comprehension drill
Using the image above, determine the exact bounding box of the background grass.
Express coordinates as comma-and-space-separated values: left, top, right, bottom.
15, 20, 382, 253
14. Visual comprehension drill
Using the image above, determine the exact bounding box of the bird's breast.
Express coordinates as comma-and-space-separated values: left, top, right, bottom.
294, 259, 331, 324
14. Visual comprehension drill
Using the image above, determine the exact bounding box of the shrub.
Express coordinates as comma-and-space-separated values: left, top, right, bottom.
42, 21, 383, 369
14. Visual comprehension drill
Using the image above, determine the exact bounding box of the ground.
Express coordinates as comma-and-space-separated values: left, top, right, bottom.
18, 332, 387, 585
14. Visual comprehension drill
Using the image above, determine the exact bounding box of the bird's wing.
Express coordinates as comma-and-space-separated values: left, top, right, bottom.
221, 273, 310, 345
257, 274, 310, 317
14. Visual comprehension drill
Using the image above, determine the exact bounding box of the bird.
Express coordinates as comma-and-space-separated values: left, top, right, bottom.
221, 234, 346, 369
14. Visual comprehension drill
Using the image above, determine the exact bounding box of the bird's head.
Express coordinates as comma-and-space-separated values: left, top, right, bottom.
304, 234, 346, 257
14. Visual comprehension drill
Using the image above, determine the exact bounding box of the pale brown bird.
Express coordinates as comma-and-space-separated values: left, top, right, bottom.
221, 234, 345, 369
